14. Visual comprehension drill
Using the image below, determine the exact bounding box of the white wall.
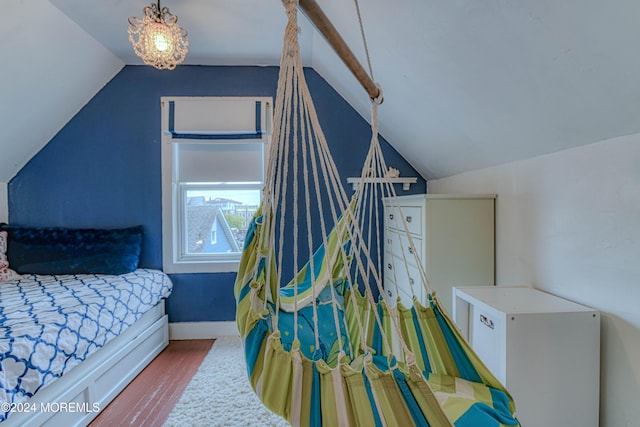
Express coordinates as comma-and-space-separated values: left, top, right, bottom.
0, 183, 7, 223
0, 1, 123, 183
428, 133, 640, 427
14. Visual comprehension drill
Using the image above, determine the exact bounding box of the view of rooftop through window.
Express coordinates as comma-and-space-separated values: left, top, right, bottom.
184, 188, 260, 255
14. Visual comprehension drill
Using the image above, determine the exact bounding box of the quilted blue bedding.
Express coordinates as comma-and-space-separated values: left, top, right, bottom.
0, 268, 172, 421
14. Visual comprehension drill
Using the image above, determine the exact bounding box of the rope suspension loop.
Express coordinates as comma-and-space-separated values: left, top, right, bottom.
353, 0, 374, 82
353, 0, 383, 103
372, 83, 384, 106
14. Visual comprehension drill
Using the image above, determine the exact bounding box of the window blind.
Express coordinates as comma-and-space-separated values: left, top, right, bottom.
175, 142, 264, 183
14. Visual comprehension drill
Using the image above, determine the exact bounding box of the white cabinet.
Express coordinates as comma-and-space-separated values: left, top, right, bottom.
453, 286, 600, 427
383, 194, 495, 312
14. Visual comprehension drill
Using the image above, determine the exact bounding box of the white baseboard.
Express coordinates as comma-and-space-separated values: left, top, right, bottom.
169, 321, 239, 340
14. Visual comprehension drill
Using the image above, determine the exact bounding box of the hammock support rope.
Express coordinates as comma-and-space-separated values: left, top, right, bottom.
235, 1, 520, 426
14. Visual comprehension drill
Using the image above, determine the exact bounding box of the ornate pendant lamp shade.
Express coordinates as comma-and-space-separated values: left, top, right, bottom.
128, 0, 189, 70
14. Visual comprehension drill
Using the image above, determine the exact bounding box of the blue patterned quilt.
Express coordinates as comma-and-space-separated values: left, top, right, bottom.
0, 269, 172, 421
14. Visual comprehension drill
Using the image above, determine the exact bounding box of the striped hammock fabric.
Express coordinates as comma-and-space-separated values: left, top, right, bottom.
235, 207, 520, 427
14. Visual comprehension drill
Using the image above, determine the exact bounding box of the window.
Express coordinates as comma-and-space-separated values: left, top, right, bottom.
161, 97, 271, 273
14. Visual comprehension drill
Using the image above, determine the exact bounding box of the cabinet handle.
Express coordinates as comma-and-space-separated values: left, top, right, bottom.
409, 278, 414, 285
389, 213, 394, 220
480, 314, 495, 329
408, 246, 414, 254
387, 290, 392, 297
387, 263, 392, 270
406, 216, 412, 223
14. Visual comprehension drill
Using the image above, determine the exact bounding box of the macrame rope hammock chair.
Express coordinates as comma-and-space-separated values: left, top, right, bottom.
234, 1, 521, 425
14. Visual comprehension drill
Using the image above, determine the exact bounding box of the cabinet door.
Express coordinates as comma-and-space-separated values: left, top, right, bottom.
426, 198, 495, 312
469, 305, 505, 383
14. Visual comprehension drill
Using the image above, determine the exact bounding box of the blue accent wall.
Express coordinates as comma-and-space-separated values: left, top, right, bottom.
8, 65, 425, 322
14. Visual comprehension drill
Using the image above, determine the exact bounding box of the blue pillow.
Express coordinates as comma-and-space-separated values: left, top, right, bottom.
0, 225, 143, 275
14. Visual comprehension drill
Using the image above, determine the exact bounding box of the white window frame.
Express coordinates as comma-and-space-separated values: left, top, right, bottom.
161, 96, 272, 273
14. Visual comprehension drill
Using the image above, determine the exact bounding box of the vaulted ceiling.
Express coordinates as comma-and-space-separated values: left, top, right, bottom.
2, 0, 639, 183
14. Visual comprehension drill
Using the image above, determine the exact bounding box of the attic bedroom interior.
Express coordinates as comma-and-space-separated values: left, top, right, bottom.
0, 1, 638, 426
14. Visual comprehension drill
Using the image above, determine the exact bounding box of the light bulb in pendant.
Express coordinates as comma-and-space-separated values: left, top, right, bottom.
154, 33, 170, 52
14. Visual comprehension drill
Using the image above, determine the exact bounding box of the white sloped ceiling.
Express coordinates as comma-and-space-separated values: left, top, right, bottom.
3, 0, 640, 182
311, 0, 640, 178
0, 1, 123, 183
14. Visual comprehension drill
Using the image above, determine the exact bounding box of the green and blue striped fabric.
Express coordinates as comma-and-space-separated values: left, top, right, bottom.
235, 206, 520, 427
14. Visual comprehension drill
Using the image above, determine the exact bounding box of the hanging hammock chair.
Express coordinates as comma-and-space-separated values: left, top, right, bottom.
235, 1, 521, 426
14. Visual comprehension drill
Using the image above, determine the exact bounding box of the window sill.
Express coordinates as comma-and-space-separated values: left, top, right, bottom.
163, 260, 241, 274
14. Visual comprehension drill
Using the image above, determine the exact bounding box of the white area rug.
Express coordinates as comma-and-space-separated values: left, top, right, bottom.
164, 336, 289, 427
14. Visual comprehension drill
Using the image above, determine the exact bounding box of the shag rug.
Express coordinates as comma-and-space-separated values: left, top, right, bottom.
163, 336, 289, 427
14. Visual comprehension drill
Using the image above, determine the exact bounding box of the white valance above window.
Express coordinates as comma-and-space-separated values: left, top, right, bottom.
166, 97, 271, 141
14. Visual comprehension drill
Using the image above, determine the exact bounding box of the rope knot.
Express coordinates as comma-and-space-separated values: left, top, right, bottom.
282, 0, 300, 57
284, 23, 301, 57
282, 0, 298, 14
371, 83, 384, 105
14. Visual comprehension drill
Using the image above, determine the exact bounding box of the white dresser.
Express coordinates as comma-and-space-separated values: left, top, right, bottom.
383, 194, 495, 312
453, 286, 600, 427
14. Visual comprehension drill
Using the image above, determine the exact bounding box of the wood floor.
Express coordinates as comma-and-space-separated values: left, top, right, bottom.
89, 339, 214, 427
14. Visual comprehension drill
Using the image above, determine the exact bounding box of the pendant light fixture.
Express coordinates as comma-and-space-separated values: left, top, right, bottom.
128, 0, 189, 70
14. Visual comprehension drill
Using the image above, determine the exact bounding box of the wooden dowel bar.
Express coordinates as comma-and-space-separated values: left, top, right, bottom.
298, 0, 381, 101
